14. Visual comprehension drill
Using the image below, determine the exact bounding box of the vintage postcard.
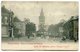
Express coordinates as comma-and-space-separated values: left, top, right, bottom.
1, 1, 79, 51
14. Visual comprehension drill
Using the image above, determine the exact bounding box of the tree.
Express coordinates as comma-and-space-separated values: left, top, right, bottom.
13, 16, 22, 38
13, 16, 21, 22
48, 21, 64, 37
48, 24, 57, 36
25, 22, 36, 38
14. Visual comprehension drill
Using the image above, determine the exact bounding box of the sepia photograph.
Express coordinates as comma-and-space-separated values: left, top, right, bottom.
1, 1, 79, 51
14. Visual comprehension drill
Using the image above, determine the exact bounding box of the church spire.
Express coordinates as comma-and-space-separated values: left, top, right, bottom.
40, 8, 44, 16
39, 8, 45, 25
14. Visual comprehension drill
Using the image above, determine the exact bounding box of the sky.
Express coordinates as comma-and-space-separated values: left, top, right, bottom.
1, 1, 78, 29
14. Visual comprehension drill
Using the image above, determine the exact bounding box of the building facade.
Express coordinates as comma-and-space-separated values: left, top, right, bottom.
63, 16, 78, 41
1, 6, 14, 37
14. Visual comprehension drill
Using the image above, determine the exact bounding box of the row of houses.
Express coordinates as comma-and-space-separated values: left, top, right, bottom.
63, 16, 78, 41
46, 15, 78, 42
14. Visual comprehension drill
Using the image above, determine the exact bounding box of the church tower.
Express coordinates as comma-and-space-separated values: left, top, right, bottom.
39, 8, 45, 25
39, 8, 45, 33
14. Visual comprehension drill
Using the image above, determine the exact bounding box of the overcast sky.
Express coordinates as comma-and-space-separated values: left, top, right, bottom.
2, 1, 78, 28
